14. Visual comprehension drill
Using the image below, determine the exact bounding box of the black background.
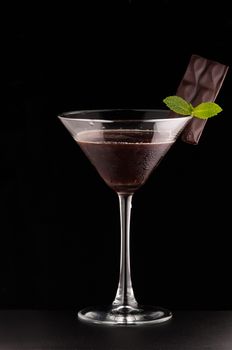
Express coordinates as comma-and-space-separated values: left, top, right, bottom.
1, 0, 232, 311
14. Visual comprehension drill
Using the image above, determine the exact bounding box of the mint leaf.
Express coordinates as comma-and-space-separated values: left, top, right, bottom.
163, 95, 223, 119
192, 102, 223, 119
163, 96, 193, 115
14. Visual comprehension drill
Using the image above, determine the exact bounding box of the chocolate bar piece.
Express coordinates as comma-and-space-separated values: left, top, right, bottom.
176, 55, 229, 144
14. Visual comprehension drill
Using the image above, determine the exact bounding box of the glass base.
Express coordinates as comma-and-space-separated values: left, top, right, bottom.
78, 305, 172, 325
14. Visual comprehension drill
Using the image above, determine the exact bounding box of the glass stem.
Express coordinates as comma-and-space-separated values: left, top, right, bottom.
112, 193, 138, 309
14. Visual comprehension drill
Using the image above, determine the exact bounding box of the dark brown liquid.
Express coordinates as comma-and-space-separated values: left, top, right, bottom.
76, 130, 173, 193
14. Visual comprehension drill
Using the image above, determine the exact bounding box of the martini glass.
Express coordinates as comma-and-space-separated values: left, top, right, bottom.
58, 109, 191, 325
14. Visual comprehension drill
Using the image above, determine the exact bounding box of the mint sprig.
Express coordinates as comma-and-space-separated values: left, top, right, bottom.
163, 96, 223, 119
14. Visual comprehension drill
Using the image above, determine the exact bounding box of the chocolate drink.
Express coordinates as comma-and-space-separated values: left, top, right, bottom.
76, 130, 173, 193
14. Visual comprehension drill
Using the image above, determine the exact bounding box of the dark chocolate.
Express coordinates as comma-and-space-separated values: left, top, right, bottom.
176, 55, 229, 144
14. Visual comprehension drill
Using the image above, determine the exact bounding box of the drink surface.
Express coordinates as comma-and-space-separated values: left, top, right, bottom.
76, 129, 173, 193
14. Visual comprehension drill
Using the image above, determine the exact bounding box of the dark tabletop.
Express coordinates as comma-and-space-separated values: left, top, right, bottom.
0, 310, 232, 349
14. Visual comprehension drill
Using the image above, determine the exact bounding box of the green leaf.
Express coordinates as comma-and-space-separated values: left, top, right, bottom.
163, 96, 193, 115
192, 102, 223, 119
163, 95, 223, 120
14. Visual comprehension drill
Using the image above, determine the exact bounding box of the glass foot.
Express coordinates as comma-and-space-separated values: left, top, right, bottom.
78, 305, 172, 325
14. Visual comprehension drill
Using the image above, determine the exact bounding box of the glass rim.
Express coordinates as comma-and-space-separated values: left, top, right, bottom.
58, 108, 192, 123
